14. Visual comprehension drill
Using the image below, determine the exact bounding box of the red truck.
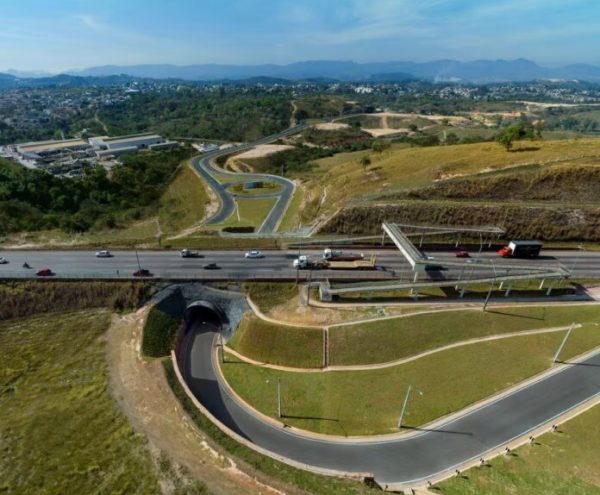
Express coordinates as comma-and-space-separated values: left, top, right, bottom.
498, 241, 543, 258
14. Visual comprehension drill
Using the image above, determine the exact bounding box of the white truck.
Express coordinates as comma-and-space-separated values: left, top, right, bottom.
293, 254, 376, 270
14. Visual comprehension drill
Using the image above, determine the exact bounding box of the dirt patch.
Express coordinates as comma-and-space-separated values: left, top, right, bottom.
363, 128, 407, 137
314, 122, 350, 131
105, 309, 290, 495
234, 144, 294, 160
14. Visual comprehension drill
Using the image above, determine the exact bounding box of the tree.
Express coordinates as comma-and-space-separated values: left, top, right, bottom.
360, 155, 371, 170
496, 122, 535, 151
371, 140, 390, 153
408, 123, 418, 132
445, 132, 460, 145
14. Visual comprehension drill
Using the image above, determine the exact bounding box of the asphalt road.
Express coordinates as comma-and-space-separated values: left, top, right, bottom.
191, 124, 307, 233
0, 248, 597, 281
182, 318, 600, 487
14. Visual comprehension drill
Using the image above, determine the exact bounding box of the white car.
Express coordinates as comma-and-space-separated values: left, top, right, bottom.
0, 256, 8, 264
245, 250, 264, 259
95, 250, 112, 258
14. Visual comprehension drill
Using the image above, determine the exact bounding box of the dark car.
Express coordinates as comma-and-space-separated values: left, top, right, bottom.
36, 267, 53, 276
455, 250, 470, 258
203, 263, 220, 270
133, 268, 152, 277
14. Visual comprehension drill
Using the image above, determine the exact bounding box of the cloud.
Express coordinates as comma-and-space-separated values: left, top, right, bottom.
74, 14, 105, 31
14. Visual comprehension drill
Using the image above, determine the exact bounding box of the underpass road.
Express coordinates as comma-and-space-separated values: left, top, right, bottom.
0, 248, 596, 281
182, 319, 600, 487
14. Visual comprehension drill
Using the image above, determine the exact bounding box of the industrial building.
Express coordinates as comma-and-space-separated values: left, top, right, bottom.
89, 133, 177, 157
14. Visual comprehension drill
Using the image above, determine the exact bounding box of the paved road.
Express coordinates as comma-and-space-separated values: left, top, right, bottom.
0, 248, 595, 281
181, 318, 600, 488
191, 124, 307, 233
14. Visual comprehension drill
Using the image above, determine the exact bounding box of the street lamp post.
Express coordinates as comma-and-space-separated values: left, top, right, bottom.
483, 259, 497, 311
398, 385, 423, 429
135, 249, 142, 271
570, 245, 584, 274
277, 378, 282, 418
553, 323, 578, 363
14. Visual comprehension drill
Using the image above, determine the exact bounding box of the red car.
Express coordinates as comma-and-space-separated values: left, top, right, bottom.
133, 268, 152, 277
36, 267, 53, 276
455, 250, 470, 258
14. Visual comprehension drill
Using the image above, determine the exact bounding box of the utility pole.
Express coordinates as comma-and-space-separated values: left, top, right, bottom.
277, 378, 282, 418
306, 268, 313, 305
483, 259, 497, 311
398, 385, 423, 429
553, 323, 577, 363
135, 249, 142, 271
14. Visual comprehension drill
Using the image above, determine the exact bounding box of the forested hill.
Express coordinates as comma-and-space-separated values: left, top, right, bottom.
97, 90, 292, 142
0, 148, 192, 234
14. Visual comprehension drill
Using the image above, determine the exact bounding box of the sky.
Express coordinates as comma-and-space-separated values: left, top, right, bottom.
1, 0, 600, 72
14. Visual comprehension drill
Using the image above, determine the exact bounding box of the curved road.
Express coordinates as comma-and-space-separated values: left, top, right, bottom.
191, 124, 308, 233
182, 319, 600, 489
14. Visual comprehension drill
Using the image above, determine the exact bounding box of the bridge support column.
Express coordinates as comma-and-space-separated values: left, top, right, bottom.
539, 279, 546, 290
410, 288, 419, 300
499, 281, 505, 290
546, 281, 555, 296
459, 287, 466, 298
504, 284, 513, 297
413, 271, 419, 283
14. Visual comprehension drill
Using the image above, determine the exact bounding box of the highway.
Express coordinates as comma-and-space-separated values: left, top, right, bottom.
0, 248, 597, 281
181, 318, 600, 488
191, 124, 307, 233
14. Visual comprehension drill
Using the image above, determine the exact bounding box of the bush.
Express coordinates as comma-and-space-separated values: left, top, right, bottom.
142, 306, 182, 357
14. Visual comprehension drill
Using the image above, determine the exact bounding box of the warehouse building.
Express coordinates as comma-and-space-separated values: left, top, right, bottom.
89, 133, 177, 157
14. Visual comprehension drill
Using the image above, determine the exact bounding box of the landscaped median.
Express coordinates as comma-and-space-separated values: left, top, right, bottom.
220, 321, 600, 436
228, 314, 324, 368
329, 304, 600, 366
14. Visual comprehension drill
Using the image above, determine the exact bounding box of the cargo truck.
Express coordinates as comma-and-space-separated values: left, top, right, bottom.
293, 254, 376, 270
323, 248, 364, 261
497, 240, 543, 258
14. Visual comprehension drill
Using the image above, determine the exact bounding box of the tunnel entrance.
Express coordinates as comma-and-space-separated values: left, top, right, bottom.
183, 300, 227, 328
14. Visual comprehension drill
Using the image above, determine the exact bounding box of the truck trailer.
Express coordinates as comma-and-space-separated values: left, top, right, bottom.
293, 254, 376, 270
497, 240, 543, 258
322, 248, 364, 262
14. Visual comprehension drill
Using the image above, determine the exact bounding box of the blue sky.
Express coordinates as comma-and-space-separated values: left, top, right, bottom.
2, 0, 600, 72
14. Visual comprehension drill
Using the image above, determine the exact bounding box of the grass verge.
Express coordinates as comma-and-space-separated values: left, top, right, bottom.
222, 325, 600, 436
329, 305, 600, 366
159, 161, 210, 236
0, 310, 162, 494
243, 282, 298, 313
215, 197, 277, 230
228, 314, 323, 368
162, 360, 377, 495
439, 404, 600, 494
141, 305, 182, 358
277, 187, 304, 232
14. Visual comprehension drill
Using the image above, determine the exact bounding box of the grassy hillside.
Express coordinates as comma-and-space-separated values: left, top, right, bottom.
300, 138, 600, 238
0, 311, 166, 494
158, 161, 210, 236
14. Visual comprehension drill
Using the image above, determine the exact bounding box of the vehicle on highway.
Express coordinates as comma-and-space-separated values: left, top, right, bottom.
245, 250, 264, 259
22, 262, 31, 269
132, 268, 152, 277
293, 254, 377, 270
180, 248, 201, 258
498, 240, 543, 258
95, 250, 112, 258
36, 267, 53, 277
467, 258, 483, 264
0, 256, 8, 264
455, 250, 470, 258
203, 263, 220, 270
323, 248, 363, 261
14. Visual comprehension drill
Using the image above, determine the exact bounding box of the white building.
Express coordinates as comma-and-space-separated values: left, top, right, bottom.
89, 133, 177, 157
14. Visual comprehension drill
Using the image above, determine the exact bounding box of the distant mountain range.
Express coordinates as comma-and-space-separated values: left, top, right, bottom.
68, 59, 600, 83
3, 59, 600, 86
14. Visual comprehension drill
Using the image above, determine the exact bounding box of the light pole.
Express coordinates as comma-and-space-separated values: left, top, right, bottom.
135, 249, 142, 271
483, 259, 497, 311
553, 323, 578, 363
570, 245, 584, 274
277, 378, 282, 418
398, 385, 423, 429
